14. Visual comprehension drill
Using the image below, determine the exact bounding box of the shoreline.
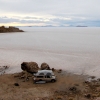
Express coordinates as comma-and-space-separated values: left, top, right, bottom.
0, 65, 89, 76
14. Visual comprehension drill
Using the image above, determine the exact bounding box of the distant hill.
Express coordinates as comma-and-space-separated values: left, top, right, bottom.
0, 26, 24, 33
76, 25, 88, 27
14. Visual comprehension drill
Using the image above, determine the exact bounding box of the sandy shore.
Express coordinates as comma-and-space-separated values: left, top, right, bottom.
1, 70, 100, 100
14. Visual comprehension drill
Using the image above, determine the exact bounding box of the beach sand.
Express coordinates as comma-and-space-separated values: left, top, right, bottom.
1, 70, 100, 100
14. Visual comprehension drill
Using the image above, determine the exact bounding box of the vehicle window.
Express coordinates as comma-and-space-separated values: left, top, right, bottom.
46, 73, 51, 76
39, 73, 44, 75
37, 76, 44, 78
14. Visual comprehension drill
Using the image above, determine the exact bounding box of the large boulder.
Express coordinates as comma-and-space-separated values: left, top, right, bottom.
21, 62, 39, 74
40, 63, 50, 70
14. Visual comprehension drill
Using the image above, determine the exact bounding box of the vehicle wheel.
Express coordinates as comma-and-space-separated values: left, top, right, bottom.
51, 79, 55, 83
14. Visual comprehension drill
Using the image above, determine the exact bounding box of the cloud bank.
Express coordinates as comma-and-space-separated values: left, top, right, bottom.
0, 0, 100, 26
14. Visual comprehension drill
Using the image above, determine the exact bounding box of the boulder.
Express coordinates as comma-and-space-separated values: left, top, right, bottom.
21, 62, 39, 74
40, 63, 50, 70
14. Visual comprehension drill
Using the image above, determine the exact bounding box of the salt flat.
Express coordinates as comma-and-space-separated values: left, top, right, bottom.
0, 27, 100, 77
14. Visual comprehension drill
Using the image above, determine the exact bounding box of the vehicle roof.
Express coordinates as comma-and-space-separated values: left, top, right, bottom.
38, 70, 53, 73
34, 70, 54, 76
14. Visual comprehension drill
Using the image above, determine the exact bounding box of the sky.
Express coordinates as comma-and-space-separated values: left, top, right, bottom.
0, 0, 100, 27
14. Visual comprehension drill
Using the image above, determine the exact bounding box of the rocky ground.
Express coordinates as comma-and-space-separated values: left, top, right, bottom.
0, 67, 100, 100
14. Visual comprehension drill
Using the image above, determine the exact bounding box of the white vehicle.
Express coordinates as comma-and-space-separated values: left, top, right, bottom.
33, 70, 56, 83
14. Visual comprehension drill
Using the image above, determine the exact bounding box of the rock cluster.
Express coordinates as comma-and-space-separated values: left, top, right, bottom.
0, 26, 24, 33
0, 66, 9, 75
21, 62, 52, 74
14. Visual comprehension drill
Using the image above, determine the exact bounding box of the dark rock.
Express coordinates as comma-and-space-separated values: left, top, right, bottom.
69, 87, 77, 91
40, 63, 50, 70
52, 68, 55, 71
84, 94, 91, 99
0, 26, 24, 33
14, 83, 19, 86
97, 78, 100, 81
58, 69, 62, 73
90, 76, 96, 79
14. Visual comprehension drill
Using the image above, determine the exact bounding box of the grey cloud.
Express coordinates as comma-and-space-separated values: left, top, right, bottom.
0, 15, 100, 27
0, 16, 50, 24
0, 0, 100, 26
0, 17, 19, 23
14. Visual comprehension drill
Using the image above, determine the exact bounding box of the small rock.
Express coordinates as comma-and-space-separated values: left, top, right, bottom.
69, 87, 77, 91
58, 69, 62, 73
84, 94, 91, 99
52, 68, 55, 71
14, 83, 19, 86
90, 76, 96, 79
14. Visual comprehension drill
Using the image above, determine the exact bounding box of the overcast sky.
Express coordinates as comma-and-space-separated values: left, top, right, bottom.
0, 0, 100, 26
